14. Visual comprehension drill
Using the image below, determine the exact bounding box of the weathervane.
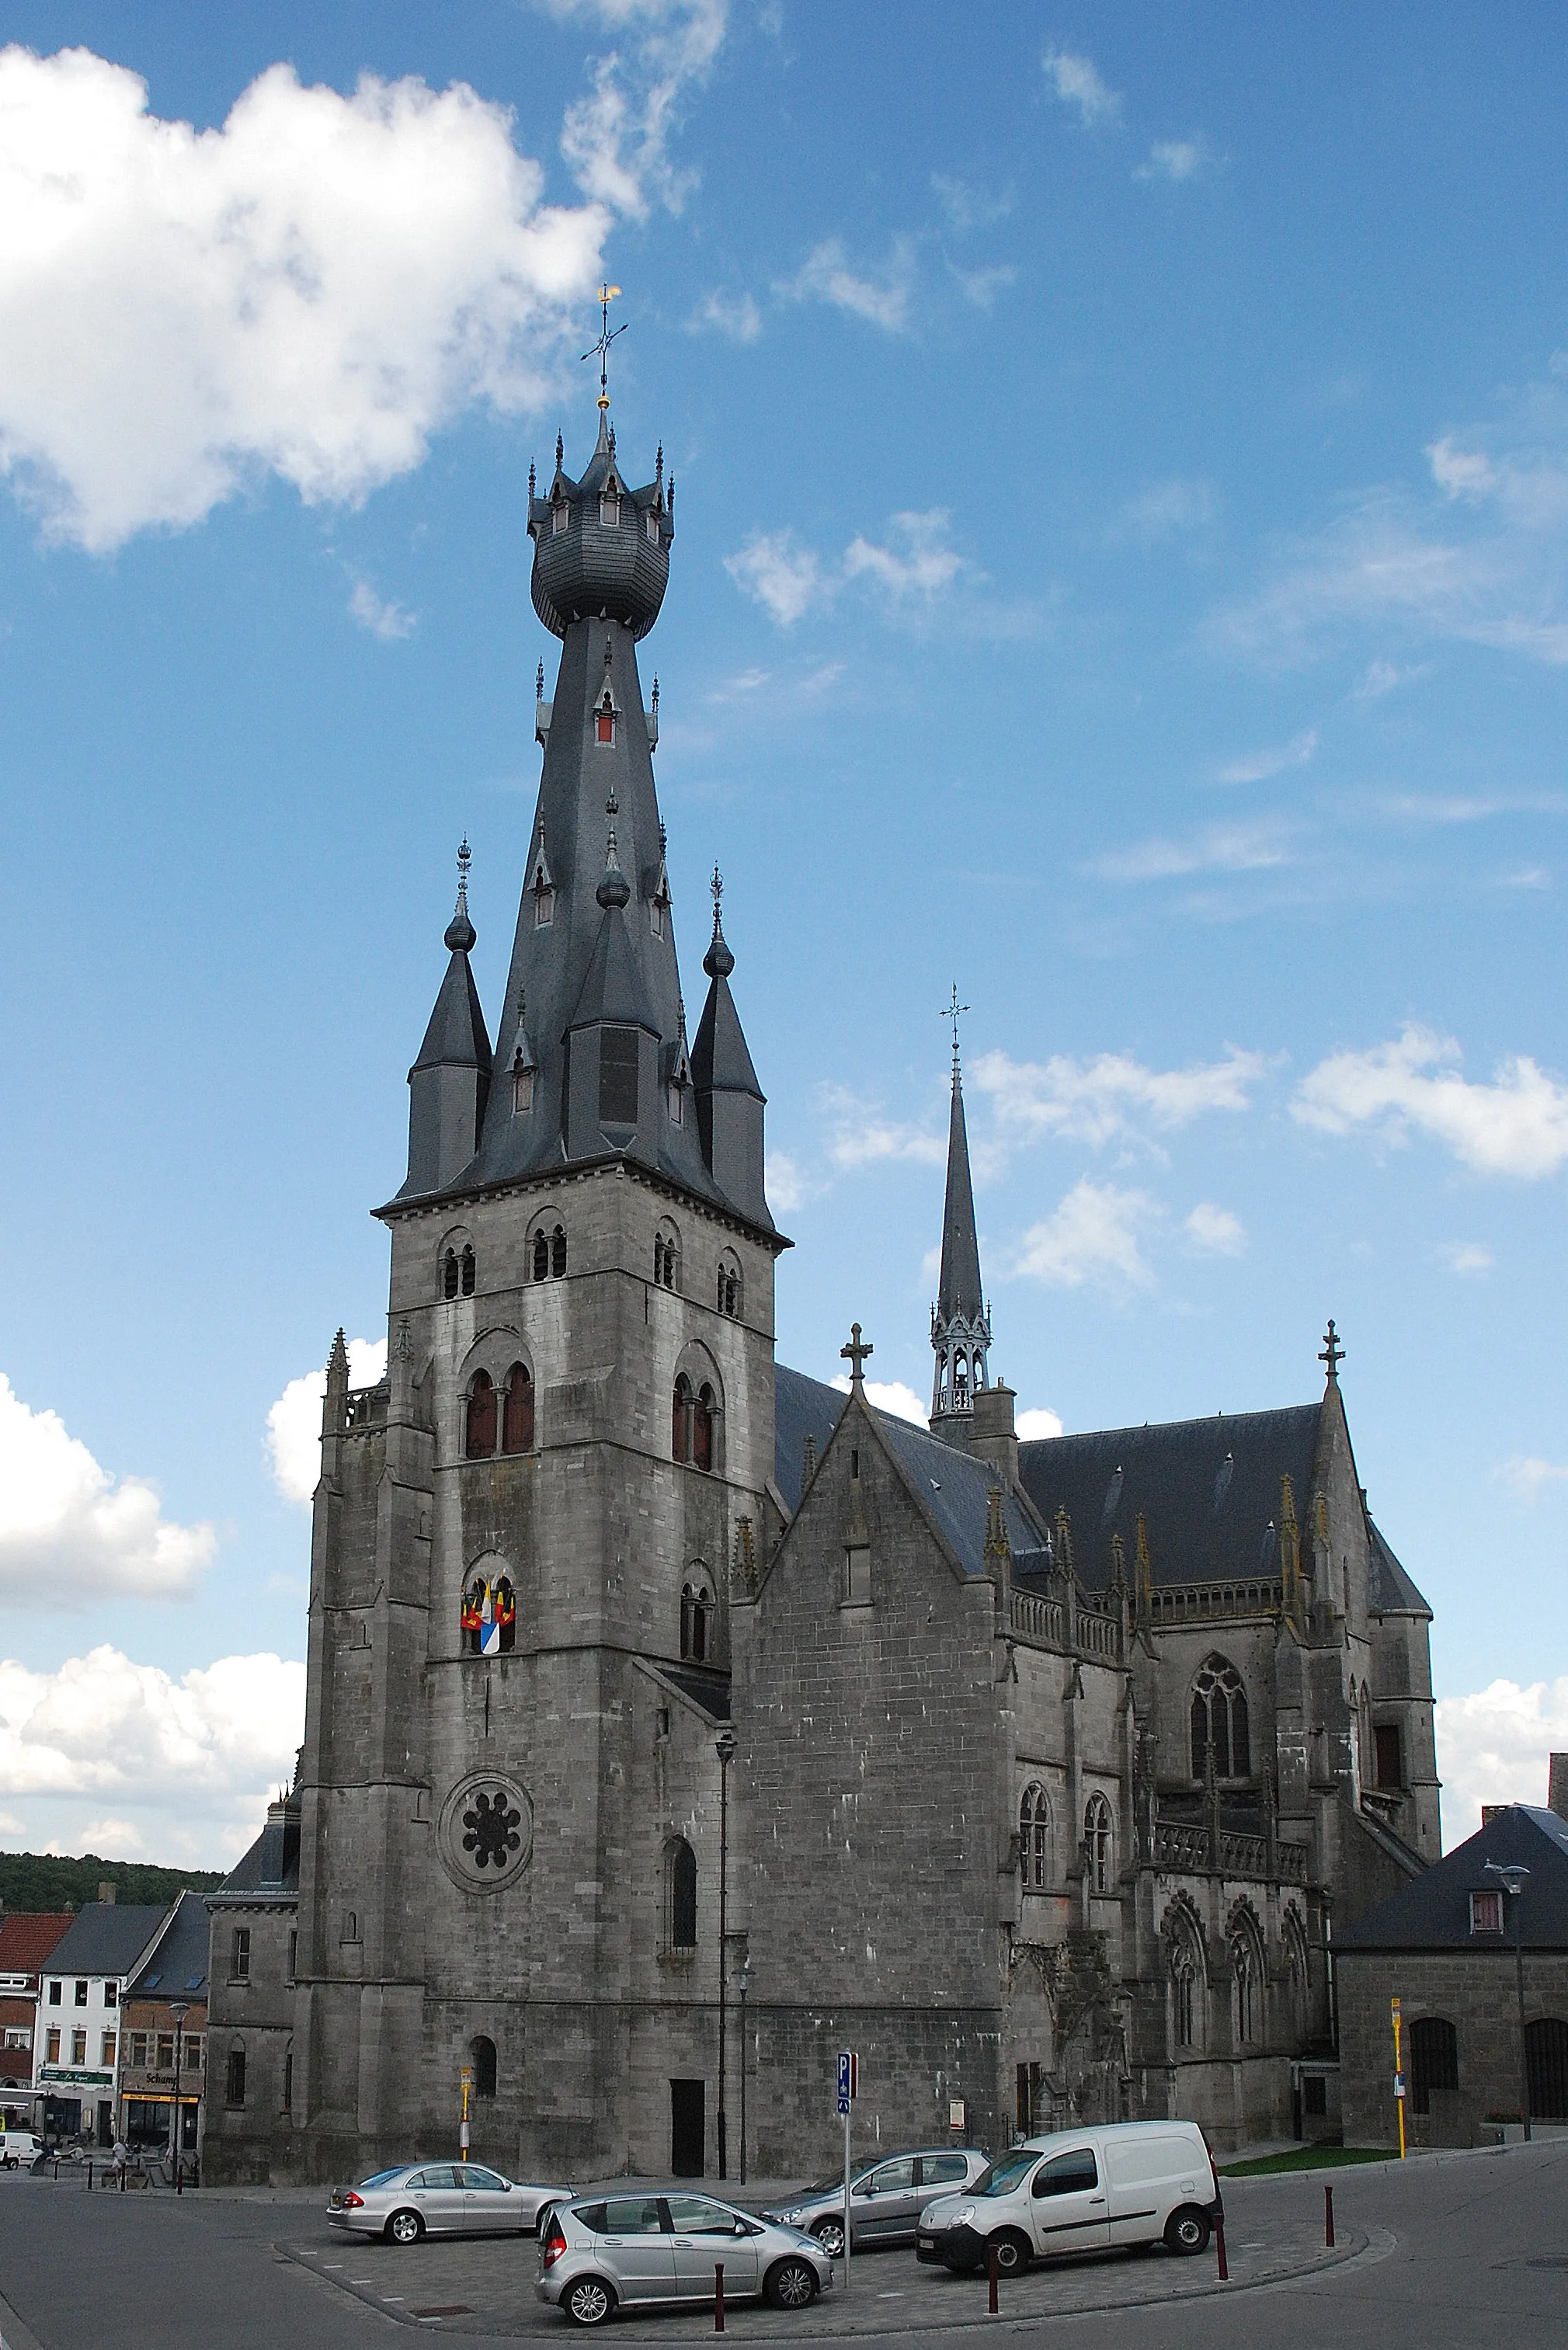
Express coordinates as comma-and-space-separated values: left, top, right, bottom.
942, 982, 970, 1067
582, 283, 626, 412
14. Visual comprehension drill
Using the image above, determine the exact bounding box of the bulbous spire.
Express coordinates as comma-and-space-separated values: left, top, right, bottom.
703, 863, 735, 978
445, 838, 476, 951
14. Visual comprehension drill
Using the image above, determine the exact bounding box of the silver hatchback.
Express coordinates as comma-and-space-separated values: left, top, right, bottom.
329, 2161, 575, 2243
762, 2147, 991, 2258
537, 2191, 833, 2327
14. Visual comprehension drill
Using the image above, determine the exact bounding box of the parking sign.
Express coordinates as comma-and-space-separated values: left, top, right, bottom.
836, 2050, 857, 2108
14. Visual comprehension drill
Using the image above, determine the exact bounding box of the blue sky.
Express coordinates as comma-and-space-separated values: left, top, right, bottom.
1, 2, 1566, 1861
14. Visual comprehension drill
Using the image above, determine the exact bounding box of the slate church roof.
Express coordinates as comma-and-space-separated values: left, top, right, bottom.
1336, 1806, 1568, 1952
131, 1892, 210, 2001
41, 1902, 169, 1980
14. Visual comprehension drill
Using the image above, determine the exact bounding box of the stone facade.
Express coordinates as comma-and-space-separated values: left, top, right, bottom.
1338, 1949, 1568, 2147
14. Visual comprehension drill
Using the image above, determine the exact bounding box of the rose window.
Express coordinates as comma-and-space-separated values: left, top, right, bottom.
463, 1789, 523, 1870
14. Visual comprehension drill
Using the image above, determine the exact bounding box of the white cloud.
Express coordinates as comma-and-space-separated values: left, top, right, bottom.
949, 262, 1017, 311
821, 1086, 947, 1173
1017, 1406, 1065, 1441
690, 287, 761, 342
1184, 1202, 1247, 1257
1012, 1180, 1159, 1291
724, 529, 826, 627
930, 174, 1013, 231
1495, 1455, 1568, 1505
348, 577, 416, 641
1438, 1240, 1494, 1274
266, 1337, 388, 1505
1041, 47, 1121, 127
1293, 1027, 1568, 1178
777, 235, 916, 332
767, 1151, 808, 1213
1427, 436, 1497, 499
0, 47, 610, 554
1135, 138, 1205, 183
1355, 657, 1426, 699
1108, 477, 1215, 544
1434, 1676, 1568, 1844
844, 509, 967, 599
1095, 819, 1296, 882
972, 1043, 1266, 1151
1215, 728, 1317, 785
78, 1816, 147, 1858
0, 1373, 213, 1604
830, 1373, 927, 1427
0, 1643, 306, 1863
548, 0, 727, 217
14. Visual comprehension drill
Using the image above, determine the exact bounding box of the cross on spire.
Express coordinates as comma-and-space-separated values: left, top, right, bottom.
841, 1321, 874, 1390
1319, 1319, 1344, 1385
942, 983, 970, 1070
581, 283, 626, 412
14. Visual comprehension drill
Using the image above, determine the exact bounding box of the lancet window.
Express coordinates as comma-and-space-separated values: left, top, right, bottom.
670, 1374, 718, 1472
532, 1223, 567, 1281
502, 1364, 534, 1454
465, 1372, 497, 1458
716, 1256, 742, 1318
680, 1577, 714, 1663
1083, 1792, 1113, 1893
654, 1223, 681, 1291
667, 1837, 697, 1951
1019, 1783, 1050, 1890
1191, 1655, 1250, 1780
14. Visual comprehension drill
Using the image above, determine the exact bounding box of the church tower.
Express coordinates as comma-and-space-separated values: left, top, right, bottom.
290, 365, 784, 2183
929, 1016, 991, 1441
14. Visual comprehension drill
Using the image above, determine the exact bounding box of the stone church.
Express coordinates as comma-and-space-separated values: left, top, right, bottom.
202, 387, 1441, 2186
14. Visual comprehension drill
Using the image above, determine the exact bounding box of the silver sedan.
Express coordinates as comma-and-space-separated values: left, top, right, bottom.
329, 2161, 576, 2244
537, 2191, 834, 2326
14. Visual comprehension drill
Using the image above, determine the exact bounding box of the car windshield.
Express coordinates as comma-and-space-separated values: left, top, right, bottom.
804, 2166, 872, 2195
971, 2154, 1038, 2199
356, 2168, 407, 2189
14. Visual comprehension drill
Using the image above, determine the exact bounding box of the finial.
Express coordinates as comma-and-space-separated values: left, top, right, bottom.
536, 659, 545, 700
1319, 1319, 1344, 1385
445, 837, 476, 952
608, 423, 616, 459
667, 474, 676, 518
596, 821, 630, 910
942, 982, 970, 1072
652, 674, 659, 711
704, 862, 734, 979
528, 460, 536, 498
659, 819, 667, 851
555, 431, 564, 468
840, 1322, 874, 1391
656, 443, 664, 483
582, 282, 626, 411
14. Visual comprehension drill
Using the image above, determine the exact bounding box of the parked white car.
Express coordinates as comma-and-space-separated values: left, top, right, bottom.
328, 2161, 575, 2243
916, 2119, 1221, 2275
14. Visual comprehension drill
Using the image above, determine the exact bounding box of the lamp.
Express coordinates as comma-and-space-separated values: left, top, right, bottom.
1484, 1860, 1531, 2142
714, 1726, 737, 2178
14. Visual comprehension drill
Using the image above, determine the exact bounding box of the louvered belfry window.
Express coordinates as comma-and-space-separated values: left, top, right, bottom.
599, 1026, 639, 1125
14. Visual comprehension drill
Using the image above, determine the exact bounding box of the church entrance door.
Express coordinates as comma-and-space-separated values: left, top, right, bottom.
669, 2080, 705, 2177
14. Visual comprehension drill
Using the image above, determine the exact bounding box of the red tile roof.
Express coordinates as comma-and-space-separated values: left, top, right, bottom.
0, 1913, 75, 1975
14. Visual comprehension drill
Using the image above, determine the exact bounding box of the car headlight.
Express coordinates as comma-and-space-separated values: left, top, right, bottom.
947, 2205, 975, 2227
778, 2208, 806, 2225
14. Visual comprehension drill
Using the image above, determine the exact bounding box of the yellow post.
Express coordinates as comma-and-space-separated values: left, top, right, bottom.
1391, 1996, 1406, 2158
460, 2063, 472, 2158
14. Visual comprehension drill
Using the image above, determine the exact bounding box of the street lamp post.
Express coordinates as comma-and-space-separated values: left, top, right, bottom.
738, 1959, 753, 2186
1485, 1862, 1532, 2142
169, 2001, 189, 2192
714, 1725, 736, 2181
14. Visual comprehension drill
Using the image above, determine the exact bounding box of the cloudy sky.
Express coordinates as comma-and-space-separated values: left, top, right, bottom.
2, 1, 1566, 1865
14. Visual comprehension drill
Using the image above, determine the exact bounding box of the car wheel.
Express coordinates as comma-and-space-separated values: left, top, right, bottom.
991, 2230, 1032, 2276
764, 2258, 820, 2310
385, 2209, 424, 2246
1164, 2206, 1211, 2257
812, 2217, 846, 2259
563, 2276, 617, 2327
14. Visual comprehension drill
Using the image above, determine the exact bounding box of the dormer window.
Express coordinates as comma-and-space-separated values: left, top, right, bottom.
600, 492, 620, 527
668, 1081, 683, 1125
596, 703, 615, 746
534, 877, 554, 926
645, 513, 659, 544
551, 499, 568, 536
651, 897, 665, 939
512, 1051, 534, 1114
1470, 1889, 1504, 1935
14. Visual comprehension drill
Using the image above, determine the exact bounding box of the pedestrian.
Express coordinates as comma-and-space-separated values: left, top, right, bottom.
110, 2136, 128, 2183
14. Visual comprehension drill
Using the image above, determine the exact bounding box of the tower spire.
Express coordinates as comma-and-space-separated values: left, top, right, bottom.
930, 993, 991, 1431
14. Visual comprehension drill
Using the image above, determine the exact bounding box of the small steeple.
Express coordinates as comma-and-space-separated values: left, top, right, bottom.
692, 864, 768, 1225
404, 842, 492, 1196
930, 987, 991, 1431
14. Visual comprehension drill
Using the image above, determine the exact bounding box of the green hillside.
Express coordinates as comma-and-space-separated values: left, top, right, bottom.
0, 1851, 224, 1915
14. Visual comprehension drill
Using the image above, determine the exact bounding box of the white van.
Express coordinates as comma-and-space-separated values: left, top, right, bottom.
0, 2129, 46, 2169
915, 2120, 1220, 2275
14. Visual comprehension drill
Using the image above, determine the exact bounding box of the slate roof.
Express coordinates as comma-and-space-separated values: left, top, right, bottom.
1367, 1520, 1431, 1618
0, 1913, 74, 1976
1020, 1407, 1323, 1595
1336, 1806, 1568, 1952
774, 1366, 847, 1514
131, 1892, 210, 2000
214, 1806, 301, 1900
936, 1067, 985, 1323
41, 1903, 169, 1980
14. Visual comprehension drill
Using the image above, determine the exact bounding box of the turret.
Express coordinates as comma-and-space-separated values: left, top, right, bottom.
930, 1003, 991, 1438
404, 846, 492, 1195
690, 871, 770, 1229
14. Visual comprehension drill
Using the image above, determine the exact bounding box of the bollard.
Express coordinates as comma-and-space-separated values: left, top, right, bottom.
1324, 2181, 1335, 2247
87, 2163, 93, 2191
1214, 2213, 1229, 2282
714, 2262, 725, 2332
987, 2239, 999, 2315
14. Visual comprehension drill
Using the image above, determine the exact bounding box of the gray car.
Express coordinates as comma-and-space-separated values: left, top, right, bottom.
761, 2147, 990, 2258
329, 2161, 576, 2244
537, 2191, 833, 2326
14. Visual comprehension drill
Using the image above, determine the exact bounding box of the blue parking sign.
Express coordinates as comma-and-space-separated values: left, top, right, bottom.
837, 2052, 851, 2101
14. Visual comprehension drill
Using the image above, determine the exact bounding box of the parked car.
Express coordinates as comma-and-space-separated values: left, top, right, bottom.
0, 2129, 44, 2169
328, 2161, 576, 2244
537, 2190, 833, 2327
760, 2147, 989, 2257
916, 2119, 1221, 2275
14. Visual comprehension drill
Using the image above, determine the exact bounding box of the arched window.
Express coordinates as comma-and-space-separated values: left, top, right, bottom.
1019, 1784, 1050, 1890
502, 1364, 534, 1454
671, 1374, 693, 1463
1191, 1655, 1250, 1780
954, 1353, 970, 1407
1526, 2017, 1568, 2122
692, 1384, 715, 1473
465, 1372, 497, 1458
716, 1257, 741, 1318
681, 1578, 713, 1663
655, 1224, 680, 1291
443, 1250, 460, 1301
1283, 1909, 1309, 2039
1229, 1913, 1263, 2045
461, 1575, 488, 1656
551, 1224, 567, 1278
668, 1838, 697, 1950
1084, 1793, 1113, 1894
532, 1224, 567, 1281
471, 2035, 497, 2100
1410, 2016, 1458, 2114
460, 1244, 476, 1298
492, 1576, 516, 1654
533, 1229, 549, 1281
1168, 1917, 1204, 2052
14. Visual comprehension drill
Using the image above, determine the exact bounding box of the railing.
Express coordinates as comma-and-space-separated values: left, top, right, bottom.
1010, 1591, 1064, 1645
1079, 1608, 1121, 1660
345, 1383, 388, 1431
1151, 1822, 1310, 1884
1149, 1577, 1282, 1624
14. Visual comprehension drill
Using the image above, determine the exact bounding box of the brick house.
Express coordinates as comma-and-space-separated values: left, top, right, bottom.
0, 1914, 73, 2118
119, 1893, 210, 2161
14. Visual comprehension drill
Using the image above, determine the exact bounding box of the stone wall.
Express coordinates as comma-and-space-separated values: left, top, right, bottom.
1338, 1948, 1568, 2147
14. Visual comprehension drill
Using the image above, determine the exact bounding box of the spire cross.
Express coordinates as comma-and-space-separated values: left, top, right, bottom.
942, 983, 970, 1067
581, 283, 626, 410
710, 863, 724, 931
455, 836, 471, 912
1319, 1319, 1344, 1385
841, 1322, 874, 1390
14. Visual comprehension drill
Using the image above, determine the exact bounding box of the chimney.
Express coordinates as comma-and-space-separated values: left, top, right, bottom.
1549, 1753, 1568, 1822
98, 1881, 116, 1905
1481, 1806, 1504, 1827
969, 1383, 1019, 1489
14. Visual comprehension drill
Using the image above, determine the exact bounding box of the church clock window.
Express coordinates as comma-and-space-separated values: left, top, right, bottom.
502, 1364, 534, 1454
1191, 1656, 1250, 1780
465, 1371, 497, 1458
461, 1245, 476, 1298
680, 1577, 714, 1663
600, 1027, 639, 1126
667, 1837, 697, 1951
1019, 1783, 1050, 1890
1084, 1792, 1113, 1894
443, 1250, 460, 1301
